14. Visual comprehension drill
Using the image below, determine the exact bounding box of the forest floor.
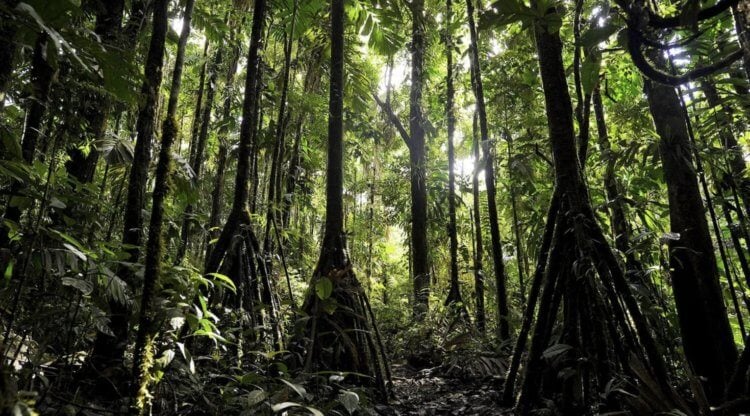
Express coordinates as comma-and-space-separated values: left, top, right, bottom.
376, 363, 511, 416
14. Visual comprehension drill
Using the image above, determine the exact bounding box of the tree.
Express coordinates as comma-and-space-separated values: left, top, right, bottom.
503, 3, 672, 412
177, 40, 223, 264
444, 0, 463, 310
644, 70, 738, 403
87, 0, 171, 379
471, 111, 486, 333
466, 0, 510, 341
407, 0, 430, 318
299, 0, 388, 395
131, 0, 196, 408
203, 0, 284, 349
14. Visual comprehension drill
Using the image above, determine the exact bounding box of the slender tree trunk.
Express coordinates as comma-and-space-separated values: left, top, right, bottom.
187, 40, 210, 165
733, 0, 750, 83
300, 1, 388, 394
206, 29, 241, 261
132, 0, 195, 408
507, 135, 527, 303
87, 0, 170, 378
21, 35, 54, 163
408, 0, 430, 319
444, 0, 462, 308
248, 65, 265, 216
367, 161, 376, 294
281, 114, 305, 229
702, 80, 750, 218
466, 0, 509, 341
263, 0, 298, 261
281, 51, 322, 231
120, 0, 170, 264
471, 111, 486, 333
644, 71, 737, 403
177, 43, 224, 263
204, 0, 266, 274
123, 0, 147, 45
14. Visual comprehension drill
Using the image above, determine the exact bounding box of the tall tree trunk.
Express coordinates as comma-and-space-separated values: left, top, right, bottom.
645, 73, 738, 403
21, 35, 55, 163
248, 64, 265, 216
132, 0, 195, 408
121, 0, 170, 264
187, 40, 210, 165
263, 0, 298, 261
408, 0, 430, 319
87, 0, 170, 380
300, 0, 388, 395
466, 0, 509, 341
471, 111, 486, 333
444, 0, 462, 308
123, 0, 147, 45
511, 5, 671, 411
507, 135, 527, 303
733, 0, 750, 83
367, 161, 376, 294
206, 28, 241, 261
280, 49, 324, 231
177, 43, 224, 263
204, 0, 266, 275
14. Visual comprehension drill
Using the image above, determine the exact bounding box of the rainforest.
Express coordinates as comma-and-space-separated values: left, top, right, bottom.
1, 0, 749, 414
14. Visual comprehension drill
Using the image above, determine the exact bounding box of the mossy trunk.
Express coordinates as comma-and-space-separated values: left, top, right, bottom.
132, 0, 195, 409
87, 0, 170, 385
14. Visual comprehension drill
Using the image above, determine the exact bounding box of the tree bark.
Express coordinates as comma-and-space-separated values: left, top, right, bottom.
732, 0, 750, 83
87, 0, 170, 381
644, 66, 737, 402
204, 0, 266, 274
444, 0, 462, 309
177, 43, 223, 263
187, 40, 210, 166
300, 1, 388, 395
263, 0, 298, 262
408, 0, 430, 319
702, 80, 750, 219
471, 111, 486, 332
466, 0, 509, 340
592, 86, 642, 276
206, 28, 241, 261
132, 0, 195, 408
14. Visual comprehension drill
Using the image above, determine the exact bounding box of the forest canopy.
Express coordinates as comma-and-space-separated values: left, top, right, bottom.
1, 0, 750, 414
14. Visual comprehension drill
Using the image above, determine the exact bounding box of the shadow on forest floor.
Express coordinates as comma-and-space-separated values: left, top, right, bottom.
376, 363, 511, 415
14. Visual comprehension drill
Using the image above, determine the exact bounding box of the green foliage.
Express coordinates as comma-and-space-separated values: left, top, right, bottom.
1, 0, 749, 412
